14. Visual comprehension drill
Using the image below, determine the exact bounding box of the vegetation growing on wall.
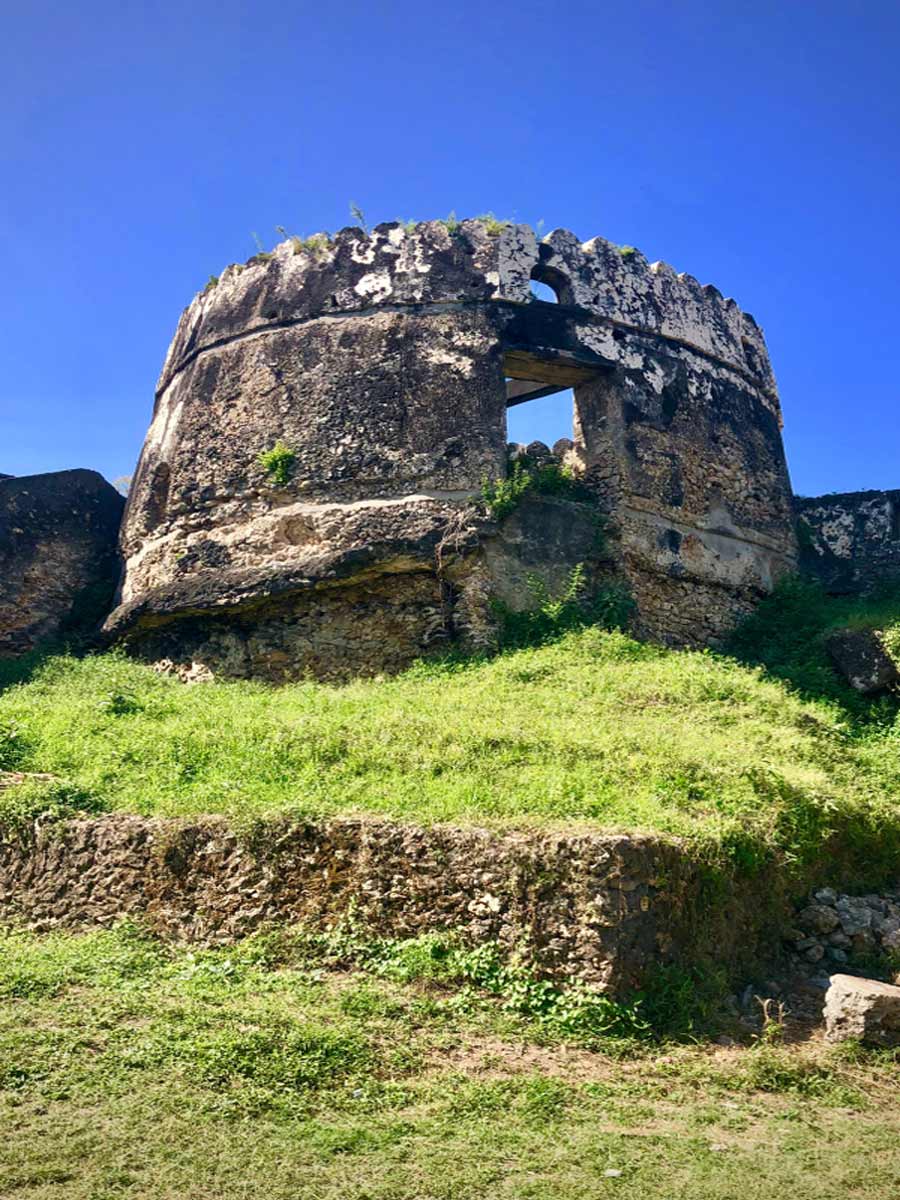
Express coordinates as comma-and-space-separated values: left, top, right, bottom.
479, 455, 593, 520
490, 565, 633, 650
258, 441, 297, 487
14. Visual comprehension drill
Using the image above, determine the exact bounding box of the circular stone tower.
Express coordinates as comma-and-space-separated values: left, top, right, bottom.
107, 219, 797, 679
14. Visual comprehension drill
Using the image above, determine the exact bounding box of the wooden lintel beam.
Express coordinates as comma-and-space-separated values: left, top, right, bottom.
503, 347, 606, 388
505, 379, 568, 408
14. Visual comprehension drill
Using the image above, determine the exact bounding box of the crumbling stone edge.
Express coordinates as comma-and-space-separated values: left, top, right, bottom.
1, 813, 810, 997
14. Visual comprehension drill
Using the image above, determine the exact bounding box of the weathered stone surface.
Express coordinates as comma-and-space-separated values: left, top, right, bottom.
108, 219, 797, 678
825, 628, 899, 693
0, 470, 124, 656
824, 973, 900, 1046
797, 903, 841, 935
0, 814, 793, 994
796, 489, 900, 593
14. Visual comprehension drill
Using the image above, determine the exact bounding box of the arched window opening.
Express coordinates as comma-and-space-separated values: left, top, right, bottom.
529, 278, 558, 303
529, 262, 574, 306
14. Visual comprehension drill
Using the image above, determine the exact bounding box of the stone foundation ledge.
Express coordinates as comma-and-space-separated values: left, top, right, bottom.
0, 814, 797, 996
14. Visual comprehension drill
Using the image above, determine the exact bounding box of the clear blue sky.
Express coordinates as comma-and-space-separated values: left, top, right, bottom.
2, 0, 898, 496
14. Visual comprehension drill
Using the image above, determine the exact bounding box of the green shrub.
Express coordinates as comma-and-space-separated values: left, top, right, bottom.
492, 565, 632, 651
479, 455, 593, 520
258, 441, 297, 487
635, 963, 728, 1038
725, 574, 900, 716
479, 460, 533, 519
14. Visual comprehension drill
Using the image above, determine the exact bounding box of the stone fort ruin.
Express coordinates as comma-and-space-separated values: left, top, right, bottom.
3, 218, 898, 678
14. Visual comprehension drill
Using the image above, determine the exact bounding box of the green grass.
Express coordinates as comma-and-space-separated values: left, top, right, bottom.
2, 606, 900, 875
2, 924, 898, 1199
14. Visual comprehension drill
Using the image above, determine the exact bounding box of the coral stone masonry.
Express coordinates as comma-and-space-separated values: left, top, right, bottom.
104, 220, 799, 679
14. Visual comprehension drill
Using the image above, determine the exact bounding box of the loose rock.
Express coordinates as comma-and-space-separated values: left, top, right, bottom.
823, 973, 900, 1046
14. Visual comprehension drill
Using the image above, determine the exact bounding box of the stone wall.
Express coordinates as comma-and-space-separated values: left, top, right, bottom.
107, 218, 797, 678
0, 814, 795, 995
796, 490, 900, 593
0, 471, 124, 657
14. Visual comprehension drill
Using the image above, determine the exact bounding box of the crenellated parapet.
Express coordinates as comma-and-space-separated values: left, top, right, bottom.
159, 220, 778, 410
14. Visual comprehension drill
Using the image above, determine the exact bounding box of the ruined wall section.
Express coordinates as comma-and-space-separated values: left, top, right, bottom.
796, 490, 900, 593
109, 219, 796, 675
512, 230, 795, 644
0, 471, 124, 656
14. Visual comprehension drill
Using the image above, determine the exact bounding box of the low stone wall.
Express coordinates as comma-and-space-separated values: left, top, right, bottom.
0, 814, 797, 994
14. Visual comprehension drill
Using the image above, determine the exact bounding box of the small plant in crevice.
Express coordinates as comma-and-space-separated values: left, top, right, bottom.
475, 212, 511, 237
349, 201, 369, 235
618, 245, 638, 259
276, 226, 332, 260
202, 274, 219, 295
479, 460, 533, 520
258, 441, 297, 488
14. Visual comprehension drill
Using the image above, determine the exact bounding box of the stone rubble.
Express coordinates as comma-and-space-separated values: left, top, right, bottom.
785, 886, 900, 973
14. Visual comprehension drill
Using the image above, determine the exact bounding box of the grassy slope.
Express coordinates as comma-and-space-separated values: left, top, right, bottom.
2, 925, 899, 1200
1, 579, 900, 873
